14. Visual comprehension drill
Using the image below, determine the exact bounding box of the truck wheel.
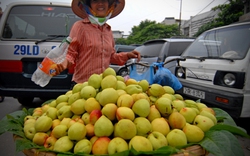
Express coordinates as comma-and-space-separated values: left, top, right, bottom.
17, 97, 34, 106
0, 96, 4, 103
117, 68, 129, 77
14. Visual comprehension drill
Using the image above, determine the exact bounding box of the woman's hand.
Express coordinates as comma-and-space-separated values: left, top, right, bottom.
54, 59, 69, 76
127, 50, 141, 62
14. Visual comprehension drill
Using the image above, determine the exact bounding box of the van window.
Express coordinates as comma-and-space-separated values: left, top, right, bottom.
139, 42, 164, 57
182, 24, 250, 59
2, 5, 79, 39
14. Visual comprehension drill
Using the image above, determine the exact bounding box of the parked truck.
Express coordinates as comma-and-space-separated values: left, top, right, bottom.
175, 21, 250, 119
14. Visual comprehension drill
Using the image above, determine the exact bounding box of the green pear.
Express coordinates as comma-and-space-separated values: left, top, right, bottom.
117, 93, 134, 108
88, 73, 102, 89
166, 129, 187, 147
132, 99, 150, 117
74, 139, 92, 154
147, 105, 161, 122
196, 102, 208, 111
133, 117, 152, 136
193, 115, 215, 132
199, 110, 217, 124
168, 111, 186, 129
57, 105, 73, 120
98, 88, 119, 106
147, 131, 168, 150
108, 137, 128, 154
174, 94, 184, 100
45, 107, 58, 120
56, 101, 68, 110
51, 124, 68, 139
34, 116, 52, 132
125, 84, 143, 95
94, 115, 114, 137
154, 97, 172, 117
183, 123, 204, 143
24, 123, 36, 140
114, 119, 137, 140
48, 100, 57, 107
72, 83, 84, 94
56, 94, 69, 104
80, 85, 97, 100
148, 84, 165, 97
68, 122, 87, 141
70, 99, 86, 115
68, 92, 81, 105
161, 93, 174, 101
102, 67, 116, 78
129, 136, 153, 152
163, 86, 175, 94
138, 79, 149, 92
116, 75, 125, 82
116, 89, 127, 97
116, 80, 127, 90
53, 136, 74, 152
81, 112, 90, 125
171, 99, 186, 112
101, 75, 117, 89
179, 107, 197, 123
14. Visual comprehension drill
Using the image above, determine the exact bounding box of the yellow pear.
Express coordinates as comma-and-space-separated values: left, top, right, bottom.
168, 111, 186, 129
193, 115, 215, 132
98, 88, 119, 107
101, 75, 117, 89
183, 123, 204, 143
166, 129, 187, 147
102, 67, 116, 78
94, 115, 114, 137
88, 73, 102, 89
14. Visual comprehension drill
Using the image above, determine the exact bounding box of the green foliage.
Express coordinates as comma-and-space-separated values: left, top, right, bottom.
118, 19, 180, 45
194, 0, 244, 37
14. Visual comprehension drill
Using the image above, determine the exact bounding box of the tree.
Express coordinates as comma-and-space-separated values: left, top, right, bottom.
194, 0, 244, 37
122, 19, 180, 45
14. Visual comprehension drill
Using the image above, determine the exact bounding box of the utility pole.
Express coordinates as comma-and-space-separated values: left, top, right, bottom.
179, 0, 182, 34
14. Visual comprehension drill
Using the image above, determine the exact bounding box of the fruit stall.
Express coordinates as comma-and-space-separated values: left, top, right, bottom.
0, 67, 249, 156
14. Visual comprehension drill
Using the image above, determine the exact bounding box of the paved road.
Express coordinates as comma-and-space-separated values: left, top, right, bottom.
0, 97, 44, 156
0, 97, 250, 156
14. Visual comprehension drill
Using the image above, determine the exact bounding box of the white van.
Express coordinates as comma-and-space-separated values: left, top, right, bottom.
0, 1, 80, 106
175, 21, 250, 118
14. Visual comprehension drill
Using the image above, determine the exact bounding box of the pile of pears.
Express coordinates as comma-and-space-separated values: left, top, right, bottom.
23, 67, 217, 155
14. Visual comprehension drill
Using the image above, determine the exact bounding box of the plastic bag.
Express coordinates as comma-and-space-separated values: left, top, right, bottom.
153, 62, 182, 91
129, 64, 154, 85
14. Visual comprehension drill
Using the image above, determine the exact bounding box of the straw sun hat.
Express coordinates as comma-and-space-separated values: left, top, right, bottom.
71, 0, 125, 19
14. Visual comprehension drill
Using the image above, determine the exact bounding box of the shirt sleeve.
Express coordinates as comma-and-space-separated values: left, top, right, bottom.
66, 21, 82, 65
110, 51, 129, 66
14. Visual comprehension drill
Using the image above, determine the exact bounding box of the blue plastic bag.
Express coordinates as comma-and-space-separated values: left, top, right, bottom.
129, 64, 154, 85
153, 62, 182, 91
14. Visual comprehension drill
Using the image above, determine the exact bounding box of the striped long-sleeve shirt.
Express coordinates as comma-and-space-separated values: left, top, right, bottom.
66, 18, 129, 83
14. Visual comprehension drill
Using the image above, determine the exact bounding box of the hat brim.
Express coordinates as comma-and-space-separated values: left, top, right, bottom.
71, 0, 125, 19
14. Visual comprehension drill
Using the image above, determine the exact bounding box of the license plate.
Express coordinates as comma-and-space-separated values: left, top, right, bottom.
183, 87, 205, 99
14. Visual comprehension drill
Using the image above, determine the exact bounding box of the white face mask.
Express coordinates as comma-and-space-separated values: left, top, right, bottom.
88, 13, 112, 26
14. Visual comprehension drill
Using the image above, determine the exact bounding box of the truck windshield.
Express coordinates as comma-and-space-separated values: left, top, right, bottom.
2, 5, 80, 40
182, 23, 250, 60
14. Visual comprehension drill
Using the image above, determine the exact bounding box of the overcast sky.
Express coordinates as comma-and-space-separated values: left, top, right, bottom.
1, 0, 228, 34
